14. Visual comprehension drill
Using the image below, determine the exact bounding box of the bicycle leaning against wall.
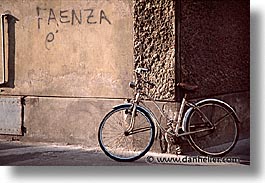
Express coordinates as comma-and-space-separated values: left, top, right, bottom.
98, 68, 239, 162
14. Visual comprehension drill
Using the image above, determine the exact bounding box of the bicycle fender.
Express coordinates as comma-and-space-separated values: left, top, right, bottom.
181, 107, 193, 133
112, 103, 133, 110
112, 103, 159, 139
181, 98, 240, 133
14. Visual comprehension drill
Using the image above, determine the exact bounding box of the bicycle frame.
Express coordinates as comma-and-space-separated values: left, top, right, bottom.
127, 90, 191, 137
121, 68, 240, 139
99, 68, 240, 161
125, 90, 235, 139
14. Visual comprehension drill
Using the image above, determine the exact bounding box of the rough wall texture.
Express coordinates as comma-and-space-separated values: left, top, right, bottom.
133, 0, 175, 100
0, 0, 249, 156
180, 0, 250, 98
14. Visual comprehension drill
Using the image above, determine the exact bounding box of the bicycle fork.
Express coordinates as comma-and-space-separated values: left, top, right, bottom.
124, 93, 140, 135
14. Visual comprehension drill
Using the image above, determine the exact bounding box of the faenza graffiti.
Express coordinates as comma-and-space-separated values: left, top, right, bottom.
36, 7, 112, 50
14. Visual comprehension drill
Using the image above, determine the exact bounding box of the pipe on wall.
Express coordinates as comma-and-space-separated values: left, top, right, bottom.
0, 14, 7, 85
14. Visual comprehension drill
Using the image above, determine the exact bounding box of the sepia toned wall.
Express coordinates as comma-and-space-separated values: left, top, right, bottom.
0, 0, 134, 145
180, 0, 250, 98
1, 0, 249, 154
133, 0, 175, 100
0, 0, 134, 98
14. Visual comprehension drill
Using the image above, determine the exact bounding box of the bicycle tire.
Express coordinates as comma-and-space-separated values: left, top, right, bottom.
98, 105, 155, 162
186, 100, 239, 156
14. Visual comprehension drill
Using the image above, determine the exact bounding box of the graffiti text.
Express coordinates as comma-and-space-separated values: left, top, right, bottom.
37, 7, 112, 29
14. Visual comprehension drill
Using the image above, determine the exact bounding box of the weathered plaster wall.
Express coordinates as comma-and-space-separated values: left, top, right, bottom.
0, 0, 133, 98
133, 0, 175, 100
0, 0, 135, 146
180, 0, 250, 98
23, 97, 124, 146
0, 0, 249, 156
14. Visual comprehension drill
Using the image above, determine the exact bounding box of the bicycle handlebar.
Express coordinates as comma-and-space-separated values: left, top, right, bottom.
131, 68, 156, 89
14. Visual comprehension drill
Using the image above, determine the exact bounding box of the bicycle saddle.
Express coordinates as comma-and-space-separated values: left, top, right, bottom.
177, 83, 199, 93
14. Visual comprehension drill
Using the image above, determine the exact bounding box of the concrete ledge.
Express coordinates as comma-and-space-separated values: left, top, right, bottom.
0, 91, 249, 159
23, 97, 125, 147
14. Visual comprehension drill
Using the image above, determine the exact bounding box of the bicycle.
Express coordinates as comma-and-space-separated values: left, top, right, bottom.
98, 68, 239, 162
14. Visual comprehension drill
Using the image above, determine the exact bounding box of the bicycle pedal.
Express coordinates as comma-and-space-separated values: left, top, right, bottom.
175, 145, 182, 155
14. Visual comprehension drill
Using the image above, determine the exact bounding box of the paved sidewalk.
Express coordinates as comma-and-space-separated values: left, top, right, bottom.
0, 140, 248, 166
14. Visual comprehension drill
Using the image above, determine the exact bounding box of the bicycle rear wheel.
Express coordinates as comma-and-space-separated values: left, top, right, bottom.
186, 100, 239, 156
98, 105, 155, 162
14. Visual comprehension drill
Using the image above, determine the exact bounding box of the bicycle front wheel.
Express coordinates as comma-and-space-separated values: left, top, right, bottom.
186, 100, 239, 156
98, 105, 155, 162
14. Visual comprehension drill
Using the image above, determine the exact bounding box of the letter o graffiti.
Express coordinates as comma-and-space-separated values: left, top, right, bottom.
46, 32, 55, 42
45, 31, 58, 50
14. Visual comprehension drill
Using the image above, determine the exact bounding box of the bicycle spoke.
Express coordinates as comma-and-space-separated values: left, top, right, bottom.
187, 101, 238, 156
123, 135, 133, 151
98, 106, 154, 161
128, 126, 151, 135
111, 114, 127, 130
103, 133, 124, 146
214, 112, 234, 127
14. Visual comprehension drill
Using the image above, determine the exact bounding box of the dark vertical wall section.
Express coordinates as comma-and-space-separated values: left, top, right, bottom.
133, 0, 249, 100
133, 0, 175, 100
180, 0, 249, 98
